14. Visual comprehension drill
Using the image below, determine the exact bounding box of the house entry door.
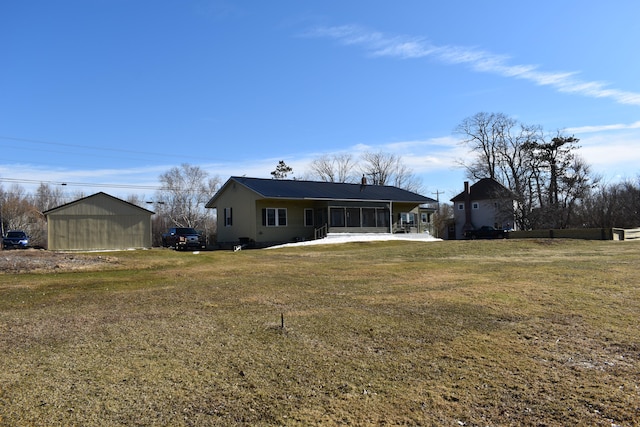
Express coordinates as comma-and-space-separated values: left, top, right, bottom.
314, 208, 327, 228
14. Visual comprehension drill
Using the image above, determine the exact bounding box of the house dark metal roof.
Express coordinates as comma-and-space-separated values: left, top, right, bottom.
450, 178, 515, 202
206, 176, 437, 207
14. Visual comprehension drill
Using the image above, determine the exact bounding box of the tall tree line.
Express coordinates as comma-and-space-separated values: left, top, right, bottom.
2, 126, 638, 248
0, 164, 221, 248
455, 112, 638, 229
308, 151, 423, 193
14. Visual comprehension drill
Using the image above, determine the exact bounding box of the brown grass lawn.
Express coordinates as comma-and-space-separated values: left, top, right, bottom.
1, 239, 639, 426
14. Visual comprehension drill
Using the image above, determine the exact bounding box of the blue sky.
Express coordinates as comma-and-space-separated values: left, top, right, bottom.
2, 1, 639, 202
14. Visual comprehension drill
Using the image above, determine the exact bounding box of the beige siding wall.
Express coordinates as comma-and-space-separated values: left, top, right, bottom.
48, 215, 151, 250
46, 194, 152, 250
391, 203, 421, 232
214, 183, 259, 243
255, 200, 315, 243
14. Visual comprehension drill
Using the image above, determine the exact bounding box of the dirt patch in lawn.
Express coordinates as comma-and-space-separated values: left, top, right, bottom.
0, 249, 120, 274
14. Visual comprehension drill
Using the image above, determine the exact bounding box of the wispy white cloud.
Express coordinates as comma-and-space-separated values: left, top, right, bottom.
566, 120, 640, 134
306, 24, 640, 106
577, 133, 640, 180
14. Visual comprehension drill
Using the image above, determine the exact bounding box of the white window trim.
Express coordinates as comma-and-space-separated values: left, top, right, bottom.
304, 208, 313, 227
224, 207, 232, 227
265, 207, 287, 227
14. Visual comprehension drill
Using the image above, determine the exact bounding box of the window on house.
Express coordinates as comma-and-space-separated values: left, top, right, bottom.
330, 206, 389, 228
262, 208, 287, 227
472, 202, 479, 209
362, 208, 376, 227
278, 208, 287, 226
458, 203, 464, 210
304, 209, 313, 227
346, 208, 361, 227
399, 212, 416, 226
265, 209, 275, 226
376, 209, 390, 227
330, 208, 345, 227
224, 207, 233, 227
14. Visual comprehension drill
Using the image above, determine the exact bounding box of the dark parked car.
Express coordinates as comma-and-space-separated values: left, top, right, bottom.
3, 231, 30, 249
161, 227, 206, 250
464, 226, 508, 240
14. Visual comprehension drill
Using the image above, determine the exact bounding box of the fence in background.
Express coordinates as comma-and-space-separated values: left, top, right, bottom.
508, 227, 640, 241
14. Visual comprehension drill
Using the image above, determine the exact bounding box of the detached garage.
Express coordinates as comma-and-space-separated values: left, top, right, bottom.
44, 192, 154, 251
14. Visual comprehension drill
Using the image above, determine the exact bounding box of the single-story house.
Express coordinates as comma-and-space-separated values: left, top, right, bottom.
206, 176, 437, 248
449, 178, 516, 240
44, 192, 154, 250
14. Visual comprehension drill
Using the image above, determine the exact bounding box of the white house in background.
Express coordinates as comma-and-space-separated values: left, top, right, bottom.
449, 178, 517, 240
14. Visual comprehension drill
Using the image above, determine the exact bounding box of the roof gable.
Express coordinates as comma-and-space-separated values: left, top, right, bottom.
44, 192, 155, 216
450, 178, 515, 202
207, 177, 436, 207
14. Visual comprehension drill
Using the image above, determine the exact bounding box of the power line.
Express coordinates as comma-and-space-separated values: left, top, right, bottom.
1, 142, 172, 165
0, 177, 161, 191
0, 135, 222, 163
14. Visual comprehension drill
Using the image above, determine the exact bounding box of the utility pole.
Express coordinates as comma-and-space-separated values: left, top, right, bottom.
431, 190, 444, 239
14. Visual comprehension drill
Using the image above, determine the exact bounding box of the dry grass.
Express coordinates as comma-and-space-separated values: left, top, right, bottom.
0, 240, 639, 426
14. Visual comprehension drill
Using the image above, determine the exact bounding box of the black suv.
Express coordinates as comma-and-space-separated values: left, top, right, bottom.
3, 231, 30, 249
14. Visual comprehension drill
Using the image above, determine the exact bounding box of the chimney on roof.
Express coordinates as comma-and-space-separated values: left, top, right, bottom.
463, 181, 474, 231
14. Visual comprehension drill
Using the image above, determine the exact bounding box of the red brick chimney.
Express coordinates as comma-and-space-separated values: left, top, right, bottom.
463, 181, 474, 231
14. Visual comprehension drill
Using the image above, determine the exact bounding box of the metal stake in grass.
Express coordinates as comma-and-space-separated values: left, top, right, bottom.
281, 312, 285, 329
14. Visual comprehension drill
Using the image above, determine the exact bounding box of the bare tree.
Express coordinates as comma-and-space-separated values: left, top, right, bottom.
390, 161, 423, 194
619, 177, 640, 227
556, 156, 597, 228
126, 193, 146, 208
454, 113, 597, 230
455, 112, 517, 181
0, 184, 45, 246
307, 151, 422, 191
360, 151, 400, 185
360, 151, 422, 193
155, 164, 220, 229
309, 154, 358, 183
433, 202, 453, 239
33, 183, 65, 212
582, 178, 640, 228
